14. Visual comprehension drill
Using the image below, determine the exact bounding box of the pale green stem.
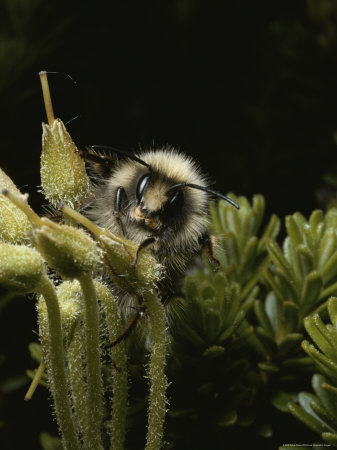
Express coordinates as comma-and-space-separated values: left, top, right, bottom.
144, 292, 168, 450
96, 282, 128, 450
36, 275, 80, 450
67, 323, 88, 441
24, 360, 46, 401
78, 274, 103, 450
39, 71, 55, 126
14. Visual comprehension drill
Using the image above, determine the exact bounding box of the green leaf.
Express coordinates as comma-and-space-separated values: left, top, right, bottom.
223, 231, 240, 267
262, 268, 285, 303
310, 402, 336, 432
282, 301, 299, 335
328, 297, 337, 326
312, 374, 337, 422
223, 283, 241, 324
270, 390, 296, 412
258, 362, 279, 373
267, 240, 299, 292
40, 432, 62, 450
28, 342, 42, 363
201, 283, 216, 301
217, 410, 238, 427
283, 237, 302, 284
0, 374, 28, 393
257, 423, 273, 438
293, 212, 306, 230
285, 215, 303, 247
217, 310, 245, 342
304, 315, 337, 362
278, 333, 303, 357
320, 251, 337, 285
239, 236, 258, 276
300, 272, 323, 316
325, 209, 337, 230
254, 299, 274, 338
297, 245, 314, 279
322, 432, 337, 446
203, 345, 224, 358
177, 323, 208, 350
274, 267, 299, 303
302, 341, 337, 383
287, 401, 325, 435
238, 412, 255, 427
309, 210, 323, 244
184, 276, 200, 301
257, 214, 280, 254
203, 310, 222, 342
318, 229, 336, 270
265, 291, 281, 335
251, 194, 265, 235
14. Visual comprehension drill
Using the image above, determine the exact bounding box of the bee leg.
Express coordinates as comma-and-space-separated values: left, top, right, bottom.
114, 186, 127, 236
105, 306, 146, 348
131, 236, 157, 267
199, 233, 220, 269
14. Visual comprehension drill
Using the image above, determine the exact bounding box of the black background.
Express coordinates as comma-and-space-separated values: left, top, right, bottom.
1, 0, 337, 448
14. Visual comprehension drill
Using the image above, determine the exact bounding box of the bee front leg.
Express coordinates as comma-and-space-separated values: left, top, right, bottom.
132, 236, 158, 267
199, 233, 220, 269
114, 186, 127, 236
105, 305, 146, 348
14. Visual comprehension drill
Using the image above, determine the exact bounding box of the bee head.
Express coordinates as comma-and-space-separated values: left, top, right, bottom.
132, 172, 185, 231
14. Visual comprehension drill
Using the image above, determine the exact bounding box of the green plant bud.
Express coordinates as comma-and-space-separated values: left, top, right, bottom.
100, 234, 161, 295
40, 119, 89, 208
33, 219, 101, 279
0, 169, 32, 243
38, 280, 82, 345
59, 205, 161, 293
0, 242, 45, 292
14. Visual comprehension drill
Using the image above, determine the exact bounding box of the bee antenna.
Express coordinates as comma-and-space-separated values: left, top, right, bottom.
168, 183, 240, 209
89, 145, 150, 169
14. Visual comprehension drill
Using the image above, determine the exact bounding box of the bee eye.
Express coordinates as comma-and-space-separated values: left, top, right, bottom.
136, 174, 150, 202
164, 189, 184, 216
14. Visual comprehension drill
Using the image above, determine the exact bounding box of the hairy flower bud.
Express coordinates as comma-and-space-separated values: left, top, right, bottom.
41, 119, 89, 208
100, 234, 161, 295
0, 242, 45, 292
0, 169, 32, 243
33, 219, 101, 279
37, 280, 82, 347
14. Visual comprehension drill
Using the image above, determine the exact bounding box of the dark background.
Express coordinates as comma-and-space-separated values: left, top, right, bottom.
1, 0, 337, 448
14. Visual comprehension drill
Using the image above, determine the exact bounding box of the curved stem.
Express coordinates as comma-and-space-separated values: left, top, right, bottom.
144, 292, 168, 450
37, 275, 80, 450
78, 274, 103, 450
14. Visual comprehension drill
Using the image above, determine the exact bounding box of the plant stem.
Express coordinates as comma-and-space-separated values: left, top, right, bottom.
78, 274, 103, 450
39, 71, 55, 126
95, 282, 128, 450
37, 275, 80, 450
24, 360, 46, 401
144, 292, 168, 450
67, 323, 88, 440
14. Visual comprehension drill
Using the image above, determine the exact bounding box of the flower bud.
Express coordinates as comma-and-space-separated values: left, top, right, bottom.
0, 169, 32, 243
59, 204, 161, 293
40, 119, 89, 208
37, 280, 82, 347
0, 242, 45, 293
100, 234, 161, 295
33, 219, 101, 279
